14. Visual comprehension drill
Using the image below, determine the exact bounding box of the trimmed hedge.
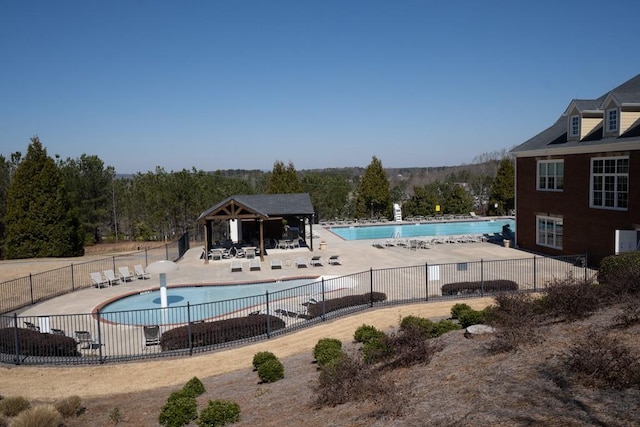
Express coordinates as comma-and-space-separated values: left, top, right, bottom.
0, 328, 80, 357
441, 280, 518, 296
313, 338, 343, 366
306, 292, 387, 318
160, 314, 285, 351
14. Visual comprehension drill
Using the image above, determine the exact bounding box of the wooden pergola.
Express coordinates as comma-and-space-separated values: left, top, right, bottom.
196, 193, 316, 263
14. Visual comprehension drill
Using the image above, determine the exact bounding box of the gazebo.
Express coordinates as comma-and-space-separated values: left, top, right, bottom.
197, 193, 316, 262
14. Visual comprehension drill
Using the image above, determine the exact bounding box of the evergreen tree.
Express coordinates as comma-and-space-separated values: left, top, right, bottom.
267, 160, 302, 194
4, 137, 83, 258
355, 156, 391, 219
488, 157, 515, 216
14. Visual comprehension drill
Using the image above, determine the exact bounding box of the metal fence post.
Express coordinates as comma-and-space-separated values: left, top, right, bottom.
369, 268, 374, 307
166, 244, 169, 260
96, 310, 104, 364
321, 277, 326, 321
187, 302, 193, 356
13, 313, 20, 365
112, 256, 116, 272
71, 264, 75, 291
265, 291, 271, 338
480, 259, 484, 296
533, 256, 537, 292
584, 253, 588, 282
145, 249, 149, 266
29, 274, 34, 306
425, 262, 429, 301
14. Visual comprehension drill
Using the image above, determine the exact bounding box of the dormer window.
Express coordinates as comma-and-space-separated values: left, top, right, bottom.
606, 108, 618, 133
569, 115, 580, 137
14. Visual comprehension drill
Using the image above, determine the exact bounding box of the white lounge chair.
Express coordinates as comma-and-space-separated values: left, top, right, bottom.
103, 269, 121, 286
295, 257, 308, 268
249, 258, 261, 271
118, 266, 134, 282
90, 272, 110, 288
230, 259, 243, 272
134, 264, 150, 280
328, 255, 341, 265
310, 255, 323, 267
270, 259, 283, 269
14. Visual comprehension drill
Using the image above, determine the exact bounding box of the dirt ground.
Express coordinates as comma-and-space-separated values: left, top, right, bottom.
2, 248, 639, 426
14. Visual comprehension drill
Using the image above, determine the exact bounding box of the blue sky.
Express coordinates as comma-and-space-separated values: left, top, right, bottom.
2, 1, 640, 174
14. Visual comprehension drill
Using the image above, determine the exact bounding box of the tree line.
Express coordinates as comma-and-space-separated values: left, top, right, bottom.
0, 137, 513, 259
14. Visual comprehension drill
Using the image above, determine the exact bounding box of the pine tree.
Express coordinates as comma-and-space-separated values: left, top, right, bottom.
267, 161, 302, 194
4, 137, 84, 258
355, 156, 391, 219
488, 157, 515, 215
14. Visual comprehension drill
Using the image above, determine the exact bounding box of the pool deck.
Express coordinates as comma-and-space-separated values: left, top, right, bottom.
20, 222, 529, 318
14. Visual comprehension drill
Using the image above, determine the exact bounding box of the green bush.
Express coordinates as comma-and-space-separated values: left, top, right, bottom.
53, 395, 83, 418
313, 338, 344, 366
353, 324, 385, 344
252, 351, 278, 371
9, 404, 62, 427
158, 393, 197, 427
598, 251, 640, 292
431, 319, 462, 337
450, 303, 473, 319
399, 316, 434, 336
182, 376, 206, 398
457, 308, 486, 328
0, 396, 30, 417
197, 400, 241, 426
257, 358, 285, 383
361, 336, 394, 364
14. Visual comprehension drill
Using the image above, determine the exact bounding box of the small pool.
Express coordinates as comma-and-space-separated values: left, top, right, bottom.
329, 219, 515, 240
100, 278, 319, 326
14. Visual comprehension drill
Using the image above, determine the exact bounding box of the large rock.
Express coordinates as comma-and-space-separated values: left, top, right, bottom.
464, 324, 495, 338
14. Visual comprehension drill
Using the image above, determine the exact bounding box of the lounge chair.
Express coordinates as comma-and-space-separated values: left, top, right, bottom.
230, 259, 243, 272
295, 257, 308, 268
118, 266, 134, 282
134, 264, 150, 280
51, 328, 65, 336
270, 259, 283, 269
209, 249, 223, 261
328, 255, 341, 265
249, 258, 261, 271
74, 331, 103, 353
310, 255, 323, 267
143, 325, 161, 348
24, 321, 40, 331
90, 272, 110, 288
103, 269, 121, 286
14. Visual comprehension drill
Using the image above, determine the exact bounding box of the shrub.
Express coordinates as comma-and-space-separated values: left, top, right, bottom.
0, 396, 30, 417
158, 393, 198, 427
313, 338, 343, 366
386, 324, 435, 368
450, 303, 473, 319
614, 295, 640, 327
160, 314, 286, 351
562, 329, 640, 389
197, 400, 241, 426
399, 316, 434, 336
306, 292, 387, 318
251, 351, 278, 371
182, 376, 206, 398
0, 415, 6, 427
353, 324, 385, 344
431, 319, 462, 337
257, 358, 285, 383
457, 308, 486, 328
483, 292, 541, 353
441, 280, 518, 296
9, 404, 61, 427
109, 407, 122, 424
541, 276, 601, 320
598, 251, 640, 293
0, 329, 80, 357
53, 395, 83, 418
361, 335, 394, 364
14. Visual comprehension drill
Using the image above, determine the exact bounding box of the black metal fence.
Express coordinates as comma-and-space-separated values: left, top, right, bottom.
0, 253, 594, 366
0, 233, 190, 315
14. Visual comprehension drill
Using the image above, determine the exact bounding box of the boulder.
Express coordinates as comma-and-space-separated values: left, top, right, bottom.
464, 324, 495, 338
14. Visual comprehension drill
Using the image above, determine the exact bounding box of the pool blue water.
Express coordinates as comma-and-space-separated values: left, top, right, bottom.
101, 278, 318, 326
329, 219, 515, 240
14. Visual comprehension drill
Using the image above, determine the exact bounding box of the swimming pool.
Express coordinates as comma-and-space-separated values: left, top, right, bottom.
329, 219, 515, 240
100, 278, 320, 326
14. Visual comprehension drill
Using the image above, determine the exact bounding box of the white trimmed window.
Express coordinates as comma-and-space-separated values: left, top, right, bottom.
606, 108, 618, 133
537, 160, 564, 191
570, 115, 580, 137
537, 216, 563, 249
591, 156, 629, 210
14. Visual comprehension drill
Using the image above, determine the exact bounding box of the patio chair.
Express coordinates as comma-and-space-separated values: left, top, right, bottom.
118, 266, 134, 282
270, 259, 283, 269
103, 269, 121, 286
143, 325, 161, 348
310, 255, 323, 267
328, 255, 341, 265
295, 257, 308, 268
134, 264, 151, 280
74, 331, 103, 353
24, 321, 40, 331
230, 259, 243, 272
90, 272, 110, 288
51, 328, 65, 336
249, 258, 261, 271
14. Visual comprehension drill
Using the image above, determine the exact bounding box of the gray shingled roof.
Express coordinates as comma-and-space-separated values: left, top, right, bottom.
197, 193, 314, 222
512, 73, 640, 154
